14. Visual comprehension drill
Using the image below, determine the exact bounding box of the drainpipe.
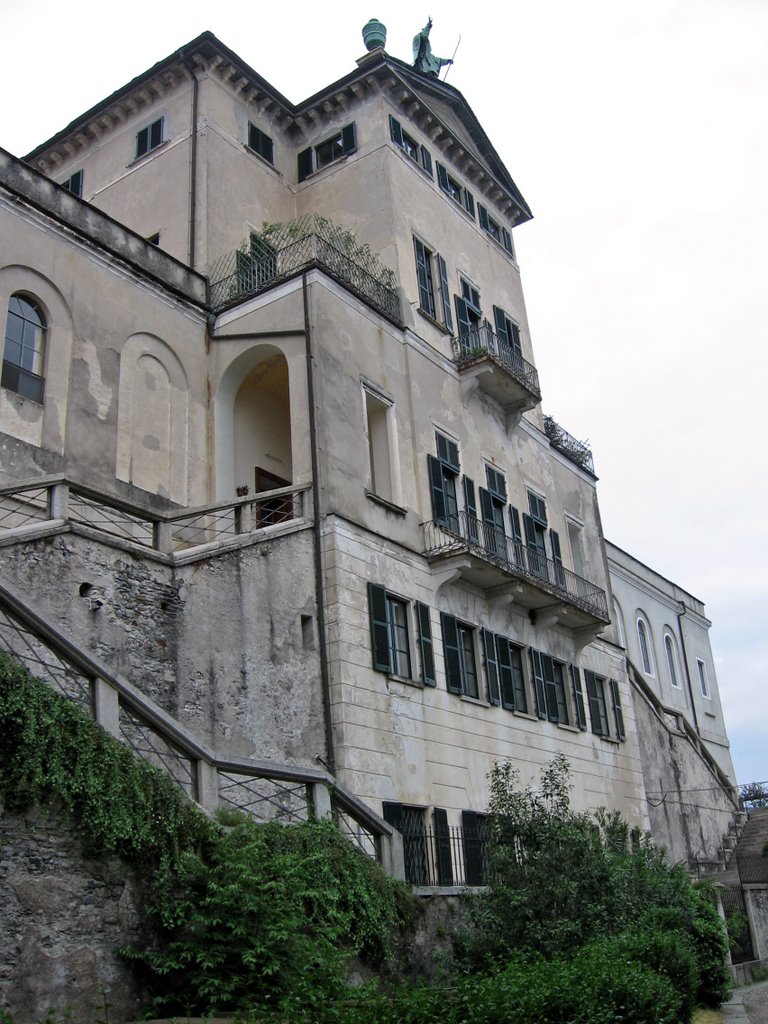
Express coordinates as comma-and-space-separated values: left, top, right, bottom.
180, 52, 199, 269
303, 273, 335, 774
677, 601, 701, 736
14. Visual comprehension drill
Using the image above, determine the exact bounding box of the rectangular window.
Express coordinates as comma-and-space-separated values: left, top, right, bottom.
492, 306, 523, 369
364, 388, 394, 503
454, 278, 482, 346
441, 613, 479, 699
420, 146, 433, 176
530, 650, 569, 724
60, 170, 83, 197
389, 115, 419, 162
428, 432, 459, 528
484, 631, 528, 712
479, 466, 506, 557
697, 659, 711, 699
436, 162, 462, 204
523, 492, 549, 580
297, 122, 356, 180
247, 123, 274, 164
416, 603, 436, 686
584, 670, 610, 736
136, 118, 164, 158
368, 583, 412, 678
382, 803, 429, 884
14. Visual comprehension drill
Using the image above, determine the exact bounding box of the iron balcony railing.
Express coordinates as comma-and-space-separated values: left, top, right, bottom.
423, 510, 609, 621
452, 323, 541, 399
544, 415, 595, 475
209, 233, 401, 323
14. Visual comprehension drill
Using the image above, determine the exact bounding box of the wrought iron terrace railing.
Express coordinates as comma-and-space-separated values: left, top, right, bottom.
423, 510, 609, 621
543, 415, 595, 475
452, 324, 541, 399
0, 477, 310, 560
396, 818, 490, 888
209, 233, 401, 323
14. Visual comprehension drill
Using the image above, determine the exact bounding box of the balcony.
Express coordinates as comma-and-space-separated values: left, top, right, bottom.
452, 324, 541, 425
423, 511, 609, 629
544, 415, 595, 476
209, 216, 401, 324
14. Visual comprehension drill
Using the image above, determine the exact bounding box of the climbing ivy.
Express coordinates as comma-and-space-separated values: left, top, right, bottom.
0, 651, 212, 870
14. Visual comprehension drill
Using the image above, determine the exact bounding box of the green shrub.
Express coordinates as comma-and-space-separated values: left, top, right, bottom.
127, 814, 412, 1017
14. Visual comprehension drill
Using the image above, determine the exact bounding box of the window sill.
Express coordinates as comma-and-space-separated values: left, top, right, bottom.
459, 694, 490, 708
387, 674, 424, 690
244, 144, 280, 175
557, 723, 580, 733
127, 139, 170, 168
298, 153, 353, 184
416, 308, 452, 335
365, 491, 408, 516
509, 710, 537, 721
705, 710, 717, 719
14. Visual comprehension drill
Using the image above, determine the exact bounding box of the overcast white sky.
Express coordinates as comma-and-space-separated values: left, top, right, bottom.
3, 1, 766, 786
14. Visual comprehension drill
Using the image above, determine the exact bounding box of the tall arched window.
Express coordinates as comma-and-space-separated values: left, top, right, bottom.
664, 632, 682, 688
637, 617, 653, 675
2, 294, 46, 402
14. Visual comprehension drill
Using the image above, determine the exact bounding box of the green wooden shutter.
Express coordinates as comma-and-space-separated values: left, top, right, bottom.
437, 162, 449, 193
530, 649, 548, 719
493, 306, 510, 347
433, 808, 453, 885
462, 811, 487, 885
441, 613, 462, 694
541, 657, 560, 722
463, 476, 478, 543
420, 146, 433, 176
298, 147, 313, 181
570, 665, 587, 730
341, 122, 357, 154
389, 115, 403, 147
478, 204, 490, 232
454, 295, 472, 341
428, 455, 446, 522
502, 227, 514, 254
496, 636, 515, 710
437, 255, 453, 329
609, 678, 626, 740
482, 629, 501, 706
416, 602, 436, 686
464, 189, 475, 218
584, 670, 605, 735
368, 583, 391, 673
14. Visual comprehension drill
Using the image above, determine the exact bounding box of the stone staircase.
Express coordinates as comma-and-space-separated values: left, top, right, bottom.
735, 807, 768, 883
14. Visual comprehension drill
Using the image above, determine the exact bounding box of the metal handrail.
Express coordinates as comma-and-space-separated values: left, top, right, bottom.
422, 510, 609, 621
451, 323, 541, 398
209, 233, 401, 322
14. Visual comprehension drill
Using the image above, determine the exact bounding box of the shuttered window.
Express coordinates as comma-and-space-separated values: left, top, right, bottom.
367, 583, 413, 679
585, 670, 610, 736
298, 122, 356, 180
441, 614, 478, 698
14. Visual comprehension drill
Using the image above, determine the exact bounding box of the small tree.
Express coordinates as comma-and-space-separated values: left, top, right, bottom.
740, 781, 768, 809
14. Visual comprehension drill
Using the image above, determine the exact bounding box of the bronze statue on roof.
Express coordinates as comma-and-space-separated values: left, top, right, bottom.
412, 18, 453, 77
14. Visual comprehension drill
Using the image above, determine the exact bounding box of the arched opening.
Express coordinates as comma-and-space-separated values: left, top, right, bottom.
216, 346, 292, 501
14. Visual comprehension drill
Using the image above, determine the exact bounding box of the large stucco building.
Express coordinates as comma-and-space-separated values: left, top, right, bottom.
0, 26, 737, 884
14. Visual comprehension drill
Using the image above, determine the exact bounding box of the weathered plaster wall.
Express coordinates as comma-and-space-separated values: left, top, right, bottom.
0, 527, 326, 765
0, 800, 147, 1024
632, 682, 737, 865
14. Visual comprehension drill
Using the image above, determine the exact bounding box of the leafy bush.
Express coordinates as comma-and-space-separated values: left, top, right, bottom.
459, 754, 731, 1013
127, 814, 412, 1017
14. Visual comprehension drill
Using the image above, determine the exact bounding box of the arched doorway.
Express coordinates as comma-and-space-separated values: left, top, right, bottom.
216, 346, 292, 501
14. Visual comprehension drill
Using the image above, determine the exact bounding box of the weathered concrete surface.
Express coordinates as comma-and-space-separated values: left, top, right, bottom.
0, 527, 327, 766
0, 800, 148, 1024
